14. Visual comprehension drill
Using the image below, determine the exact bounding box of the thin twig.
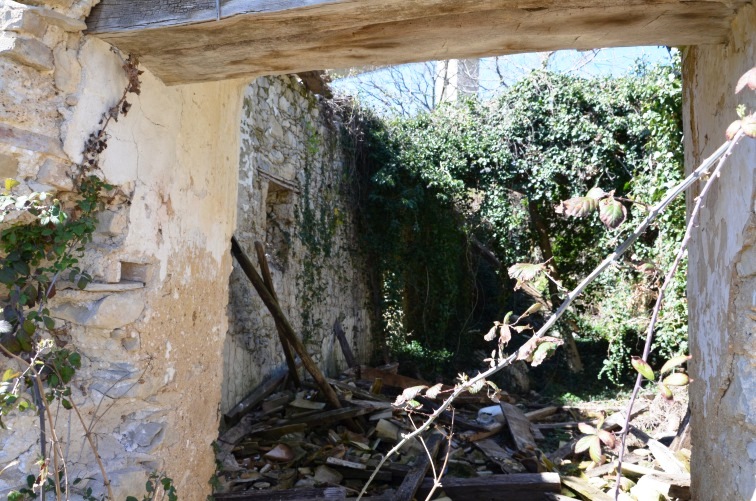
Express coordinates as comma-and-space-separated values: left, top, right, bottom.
425, 408, 454, 501
67, 397, 115, 500
612, 130, 745, 500
357, 136, 735, 499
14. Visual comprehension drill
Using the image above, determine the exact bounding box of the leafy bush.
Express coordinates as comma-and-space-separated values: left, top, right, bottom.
350, 57, 686, 383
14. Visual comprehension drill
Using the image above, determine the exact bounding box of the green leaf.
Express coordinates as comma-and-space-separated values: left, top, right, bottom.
598, 198, 627, 229
555, 196, 598, 218
22, 319, 36, 335
8, 491, 24, 501
631, 356, 655, 381
43, 316, 55, 330
425, 382, 444, 400
2, 368, 20, 382
60, 365, 75, 384
68, 352, 81, 369
0, 267, 17, 285
589, 436, 604, 464
660, 355, 691, 375
61, 398, 72, 410
126, 497, 139, 501
575, 435, 595, 454
585, 187, 606, 200
507, 262, 545, 283
662, 373, 690, 386
577, 422, 596, 435
16, 330, 33, 352
76, 276, 90, 290
657, 383, 674, 400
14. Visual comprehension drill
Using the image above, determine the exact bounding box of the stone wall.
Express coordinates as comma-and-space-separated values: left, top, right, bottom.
223, 76, 373, 413
682, 4, 755, 500
0, 1, 247, 498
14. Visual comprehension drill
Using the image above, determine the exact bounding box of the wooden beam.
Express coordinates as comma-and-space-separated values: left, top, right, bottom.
254, 241, 301, 388
416, 473, 561, 500
230, 237, 349, 423
224, 369, 287, 422
86, 0, 747, 85
394, 433, 444, 501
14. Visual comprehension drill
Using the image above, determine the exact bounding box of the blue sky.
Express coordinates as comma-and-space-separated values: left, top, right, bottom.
331, 46, 676, 117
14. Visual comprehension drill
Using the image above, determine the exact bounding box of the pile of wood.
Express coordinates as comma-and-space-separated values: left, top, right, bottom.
222, 239, 692, 500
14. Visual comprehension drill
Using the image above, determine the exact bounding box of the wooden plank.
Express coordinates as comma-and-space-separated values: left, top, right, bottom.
394, 433, 444, 501
230, 237, 353, 429
224, 370, 287, 422
416, 473, 561, 500
255, 241, 301, 388
212, 486, 346, 500
87, 0, 745, 85
525, 406, 559, 421
500, 402, 537, 451
333, 319, 357, 368
475, 438, 527, 473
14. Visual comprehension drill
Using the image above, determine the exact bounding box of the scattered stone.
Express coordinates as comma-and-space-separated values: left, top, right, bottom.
264, 443, 294, 462
313, 465, 343, 485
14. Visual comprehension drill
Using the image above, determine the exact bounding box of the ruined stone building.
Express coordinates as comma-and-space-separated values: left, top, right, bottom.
0, 1, 753, 499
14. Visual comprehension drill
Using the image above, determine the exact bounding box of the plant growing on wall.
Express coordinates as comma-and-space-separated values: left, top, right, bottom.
350, 59, 687, 382
354, 66, 755, 501
0, 53, 179, 501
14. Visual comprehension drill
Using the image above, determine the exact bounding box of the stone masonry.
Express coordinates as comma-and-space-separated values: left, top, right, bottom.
1, 1, 248, 498
223, 76, 373, 414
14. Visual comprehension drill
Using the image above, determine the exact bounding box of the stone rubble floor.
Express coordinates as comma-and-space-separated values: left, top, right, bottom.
212, 365, 691, 500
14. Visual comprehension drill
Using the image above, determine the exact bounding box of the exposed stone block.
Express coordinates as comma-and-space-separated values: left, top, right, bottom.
36, 157, 74, 190
96, 208, 128, 237
0, 123, 67, 159
52, 292, 145, 330
0, 33, 53, 71
14, 0, 76, 9
31, 7, 86, 32
53, 45, 81, 93
0, 153, 18, 179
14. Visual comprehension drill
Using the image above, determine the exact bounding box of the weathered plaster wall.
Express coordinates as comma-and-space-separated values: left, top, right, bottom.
0, 1, 247, 497
683, 4, 755, 499
223, 76, 373, 413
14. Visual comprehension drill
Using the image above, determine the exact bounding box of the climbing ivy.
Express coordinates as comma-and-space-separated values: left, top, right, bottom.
350, 57, 686, 381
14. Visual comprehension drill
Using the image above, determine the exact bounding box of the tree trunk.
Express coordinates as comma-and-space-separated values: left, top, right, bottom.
527, 201, 583, 372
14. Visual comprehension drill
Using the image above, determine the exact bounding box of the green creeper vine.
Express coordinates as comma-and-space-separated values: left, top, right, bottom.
0, 54, 177, 500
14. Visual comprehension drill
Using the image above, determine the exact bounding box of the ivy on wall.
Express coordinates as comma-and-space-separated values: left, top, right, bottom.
348, 58, 686, 381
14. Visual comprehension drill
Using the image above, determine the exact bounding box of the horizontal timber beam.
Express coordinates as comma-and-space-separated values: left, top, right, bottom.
86, 0, 750, 85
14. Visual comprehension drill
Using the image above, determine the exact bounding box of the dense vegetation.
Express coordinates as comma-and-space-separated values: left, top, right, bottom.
348, 59, 686, 389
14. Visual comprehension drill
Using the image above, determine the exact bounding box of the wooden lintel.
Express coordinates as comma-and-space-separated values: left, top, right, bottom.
86, 0, 748, 85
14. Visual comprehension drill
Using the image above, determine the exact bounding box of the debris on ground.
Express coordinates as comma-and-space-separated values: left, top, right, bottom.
222, 240, 691, 500
212, 363, 691, 500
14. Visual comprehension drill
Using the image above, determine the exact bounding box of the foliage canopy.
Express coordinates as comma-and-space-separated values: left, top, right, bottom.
351, 60, 686, 383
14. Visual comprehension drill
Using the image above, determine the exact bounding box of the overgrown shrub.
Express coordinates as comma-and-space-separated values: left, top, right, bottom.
349, 57, 686, 383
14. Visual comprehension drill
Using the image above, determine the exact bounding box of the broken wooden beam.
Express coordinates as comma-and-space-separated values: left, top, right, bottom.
333, 319, 357, 368
416, 473, 561, 500
254, 241, 301, 388
212, 486, 346, 500
395, 433, 444, 501
500, 402, 537, 451
225, 370, 288, 423
230, 237, 346, 420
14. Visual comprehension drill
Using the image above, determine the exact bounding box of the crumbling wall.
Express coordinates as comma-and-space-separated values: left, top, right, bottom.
223, 76, 373, 413
0, 1, 246, 497
682, 4, 755, 500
